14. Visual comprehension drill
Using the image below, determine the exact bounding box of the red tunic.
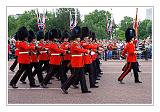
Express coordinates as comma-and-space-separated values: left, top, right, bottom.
18, 41, 35, 64
49, 42, 65, 65
29, 43, 38, 63
38, 42, 49, 61
122, 42, 137, 62
15, 41, 20, 56
80, 40, 96, 64
61, 42, 71, 60
70, 41, 88, 68
91, 42, 98, 61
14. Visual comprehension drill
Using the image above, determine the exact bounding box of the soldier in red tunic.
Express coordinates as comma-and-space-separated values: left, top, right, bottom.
81, 27, 98, 88
31, 31, 48, 80
9, 26, 39, 88
61, 26, 91, 94
41, 29, 67, 88
60, 30, 71, 81
19, 30, 43, 84
118, 28, 142, 84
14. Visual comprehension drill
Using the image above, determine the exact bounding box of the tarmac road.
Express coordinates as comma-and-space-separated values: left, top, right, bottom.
8, 59, 152, 104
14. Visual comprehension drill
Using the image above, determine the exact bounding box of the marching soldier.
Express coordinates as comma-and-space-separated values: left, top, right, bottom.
32, 31, 49, 79
61, 26, 91, 94
19, 30, 43, 84
9, 26, 39, 88
41, 32, 50, 74
90, 32, 101, 81
118, 28, 142, 84
60, 30, 71, 81
81, 27, 98, 88
41, 29, 67, 88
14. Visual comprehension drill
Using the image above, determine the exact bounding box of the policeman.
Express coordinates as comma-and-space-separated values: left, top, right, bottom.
118, 28, 142, 84
61, 26, 91, 94
9, 26, 39, 88
81, 27, 98, 88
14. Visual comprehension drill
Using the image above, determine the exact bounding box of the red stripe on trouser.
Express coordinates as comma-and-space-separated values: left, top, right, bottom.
118, 62, 132, 81
122, 63, 128, 71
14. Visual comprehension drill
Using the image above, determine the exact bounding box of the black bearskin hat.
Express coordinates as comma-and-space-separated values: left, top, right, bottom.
13, 32, 19, 41
28, 30, 35, 43
44, 32, 49, 41
49, 29, 58, 40
89, 30, 92, 39
81, 27, 90, 40
92, 32, 96, 41
37, 30, 44, 41
62, 30, 70, 40
17, 26, 28, 41
57, 29, 62, 39
71, 26, 81, 40
125, 28, 136, 42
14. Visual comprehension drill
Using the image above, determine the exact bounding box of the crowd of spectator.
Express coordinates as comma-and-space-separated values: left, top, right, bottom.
8, 37, 152, 61
97, 37, 152, 61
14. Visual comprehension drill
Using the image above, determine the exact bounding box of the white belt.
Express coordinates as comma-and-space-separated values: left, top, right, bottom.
51, 53, 60, 56
32, 52, 37, 54
84, 53, 89, 56
72, 54, 83, 57
91, 51, 95, 55
19, 52, 29, 54
15, 48, 19, 51
40, 51, 47, 53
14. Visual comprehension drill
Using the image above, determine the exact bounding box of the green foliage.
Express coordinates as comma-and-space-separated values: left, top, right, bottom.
8, 16, 17, 37
8, 8, 152, 41
82, 10, 111, 39
119, 16, 133, 31
116, 28, 125, 41
138, 19, 152, 39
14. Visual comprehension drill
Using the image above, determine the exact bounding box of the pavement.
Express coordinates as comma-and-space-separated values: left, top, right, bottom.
8, 59, 152, 104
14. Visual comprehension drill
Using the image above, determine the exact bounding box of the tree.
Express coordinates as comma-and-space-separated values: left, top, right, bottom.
8, 15, 17, 37
146, 21, 152, 37
82, 10, 112, 39
138, 19, 151, 39
116, 28, 125, 41
119, 16, 133, 31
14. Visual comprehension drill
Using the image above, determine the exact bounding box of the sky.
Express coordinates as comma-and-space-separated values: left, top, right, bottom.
7, 7, 152, 24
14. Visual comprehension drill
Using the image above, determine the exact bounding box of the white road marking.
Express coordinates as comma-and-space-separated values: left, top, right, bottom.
8, 87, 61, 90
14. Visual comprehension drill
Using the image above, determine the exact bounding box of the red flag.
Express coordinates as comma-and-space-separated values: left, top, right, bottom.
133, 8, 138, 38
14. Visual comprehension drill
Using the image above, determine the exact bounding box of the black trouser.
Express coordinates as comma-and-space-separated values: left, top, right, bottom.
10, 56, 18, 71
10, 64, 35, 86
32, 60, 49, 78
122, 61, 140, 72
118, 62, 140, 82
95, 58, 102, 74
42, 64, 67, 85
62, 68, 89, 92
92, 60, 99, 80
20, 62, 44, 83
41, 60, 49, 73
85, 64, 96, 87
63, 60, 71, 74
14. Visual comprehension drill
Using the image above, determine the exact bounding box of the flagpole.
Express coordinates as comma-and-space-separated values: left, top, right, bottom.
135, 8, 138, 39
70, 11, 72, 31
